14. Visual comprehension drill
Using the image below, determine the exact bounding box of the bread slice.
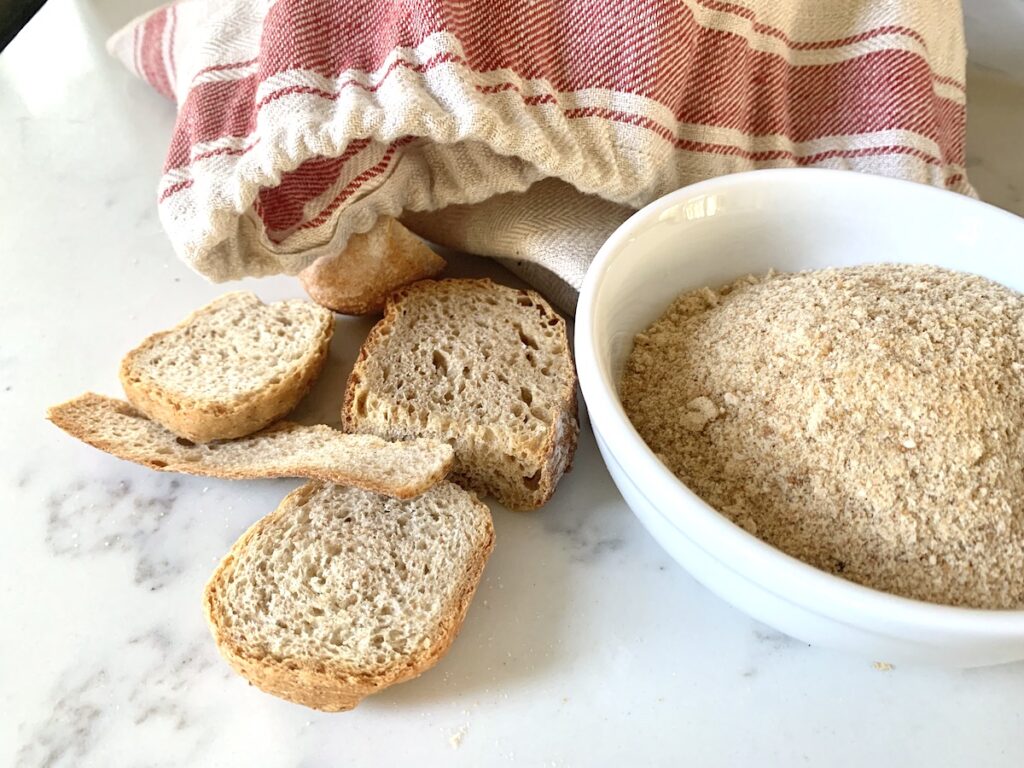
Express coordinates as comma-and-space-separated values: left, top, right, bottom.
204, 480, 494, 711
299, 217, 446, 315
47, 393, 453, 499
120, 292, 334, 443
344, 279, 579, 511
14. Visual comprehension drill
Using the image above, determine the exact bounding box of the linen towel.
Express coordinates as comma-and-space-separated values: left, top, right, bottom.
110, 0, 971, 311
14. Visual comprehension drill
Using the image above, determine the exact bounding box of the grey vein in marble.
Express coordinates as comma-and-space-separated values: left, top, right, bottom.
16, 671, 107, 768
16, 630, 229, 768
45, 475, 184, 591
538, 435, 632, 563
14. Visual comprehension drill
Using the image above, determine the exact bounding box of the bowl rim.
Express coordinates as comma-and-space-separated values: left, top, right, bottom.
575, 167, 1024, 632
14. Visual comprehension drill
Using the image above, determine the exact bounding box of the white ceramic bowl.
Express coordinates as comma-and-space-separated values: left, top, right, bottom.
575, 168, 1024, 667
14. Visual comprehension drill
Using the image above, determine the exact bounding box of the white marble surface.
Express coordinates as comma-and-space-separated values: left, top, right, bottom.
963, 0, 1024, 79
3, 2, 1024, 766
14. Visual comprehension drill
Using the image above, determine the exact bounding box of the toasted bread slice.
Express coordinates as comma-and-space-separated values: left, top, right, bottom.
344, 279, 579, 511
204, 480, 494, 711
47, 393, 453, 499
299, 217, 446, 315
120, 292, 334, 442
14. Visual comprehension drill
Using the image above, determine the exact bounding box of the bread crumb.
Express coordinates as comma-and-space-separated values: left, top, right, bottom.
681, 396, 719, 432
449, 725, 468, 749
621, 265, 1024, 609
873, 661, 895, 672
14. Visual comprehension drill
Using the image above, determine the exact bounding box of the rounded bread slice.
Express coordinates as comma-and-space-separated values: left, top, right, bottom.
204, 480, 494, 711
120, 292, 334, 442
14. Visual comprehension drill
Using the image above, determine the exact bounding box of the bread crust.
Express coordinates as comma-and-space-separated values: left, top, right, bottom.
119, 292, 335, 443
299, 218, 446, 315
342, 278, 579, 511
203, 481, 495, 712
47, 393, 454, 499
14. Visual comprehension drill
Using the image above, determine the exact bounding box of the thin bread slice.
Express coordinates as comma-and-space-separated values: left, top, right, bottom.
344, 279, 579, 511
204, 480, 494, 711
299, 217, 446, 315
120, 292, 335, 443
47, 393, 453, 499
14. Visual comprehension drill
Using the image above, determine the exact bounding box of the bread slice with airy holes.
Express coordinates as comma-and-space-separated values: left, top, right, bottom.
47, 393, 453, 499
344, 279, 579, 511
204, 480, 494, 711
299, 218, 446, 315
120, 292, 335, 442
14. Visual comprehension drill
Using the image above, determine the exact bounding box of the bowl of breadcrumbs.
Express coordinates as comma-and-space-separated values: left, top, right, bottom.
576, 168, 1024, 667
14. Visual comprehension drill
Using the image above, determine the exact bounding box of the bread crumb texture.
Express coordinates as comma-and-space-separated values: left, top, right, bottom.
345, 279, 578, 511
46, 393, 453, 499
120, 292, 334, 442
206, 481, 493, 711
621, 264, 1024, 609
126, 292, 331, 401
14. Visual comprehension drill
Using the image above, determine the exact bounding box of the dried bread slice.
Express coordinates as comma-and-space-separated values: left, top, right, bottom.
47, 393, 453, 499
204, 480, 494, 711
120, 292, 335, 443
344, 279, 579, 511
299, 217, 446, 315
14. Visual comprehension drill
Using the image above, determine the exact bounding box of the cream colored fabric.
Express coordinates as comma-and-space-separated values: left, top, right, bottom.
402, 180, 633, 313
110, 0, 972, 313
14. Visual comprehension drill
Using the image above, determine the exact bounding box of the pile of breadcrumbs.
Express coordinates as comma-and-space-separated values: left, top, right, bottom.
620, 264, 1024, 609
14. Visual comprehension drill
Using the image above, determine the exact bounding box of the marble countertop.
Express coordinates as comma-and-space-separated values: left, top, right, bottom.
3, 2, 1024, 766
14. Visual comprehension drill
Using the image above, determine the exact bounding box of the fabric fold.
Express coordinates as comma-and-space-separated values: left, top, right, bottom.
111, 0, 973, 307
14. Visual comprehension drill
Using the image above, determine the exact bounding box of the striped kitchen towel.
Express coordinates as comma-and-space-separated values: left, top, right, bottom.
109, 0, 971, 311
